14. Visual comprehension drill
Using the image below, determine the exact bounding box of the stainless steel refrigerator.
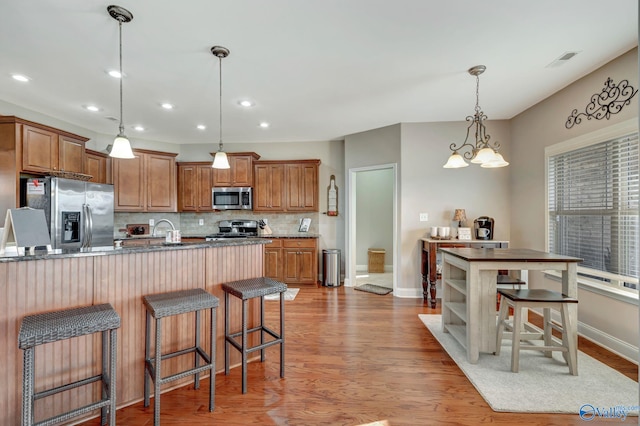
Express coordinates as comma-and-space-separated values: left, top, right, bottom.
23, 177, 114, 249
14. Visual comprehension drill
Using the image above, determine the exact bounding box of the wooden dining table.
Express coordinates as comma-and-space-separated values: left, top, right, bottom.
439, 247, 582, 364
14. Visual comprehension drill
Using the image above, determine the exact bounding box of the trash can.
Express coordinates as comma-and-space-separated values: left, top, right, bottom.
322, 249, 341, 286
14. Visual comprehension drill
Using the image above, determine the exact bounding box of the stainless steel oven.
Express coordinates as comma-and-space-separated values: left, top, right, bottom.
212, 187, 252, 210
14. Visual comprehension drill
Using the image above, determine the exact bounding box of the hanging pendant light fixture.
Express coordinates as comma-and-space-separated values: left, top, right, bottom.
107, 5, 135, 159
211, 46, 231, 169
443, 65, 508, 169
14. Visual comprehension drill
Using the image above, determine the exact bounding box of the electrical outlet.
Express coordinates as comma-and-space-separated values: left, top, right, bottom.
199, 219, 204, 226
262, 218, 268, 225
419, 213, 429, 222
149, 219, 155, 227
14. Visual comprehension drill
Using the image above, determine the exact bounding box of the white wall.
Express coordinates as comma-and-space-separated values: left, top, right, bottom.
510, 48, 639, 356
398, 121, 512, 297
344, 124, 401, 286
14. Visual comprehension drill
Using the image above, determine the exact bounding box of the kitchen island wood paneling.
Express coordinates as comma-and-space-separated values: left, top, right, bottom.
0, 240, 266, 425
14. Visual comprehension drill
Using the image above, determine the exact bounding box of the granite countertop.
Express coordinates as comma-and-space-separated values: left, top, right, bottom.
116, 233, 320, 240
0, 238, 269, 263
259, 233, 320, 238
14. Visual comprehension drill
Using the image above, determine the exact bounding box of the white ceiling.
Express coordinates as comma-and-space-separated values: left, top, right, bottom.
0, 1, 637, 145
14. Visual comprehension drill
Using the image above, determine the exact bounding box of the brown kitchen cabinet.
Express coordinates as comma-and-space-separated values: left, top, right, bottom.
264, 238, 317, 285
21, 124, 87, 174
0, 116, 90, 219
84, 149, 111, 184
253, 162, 286, 212
112, 149, 177, 212
253, 159, 320, 213
283, 238, 318, 284
264, 239, 284, 282
177, 162, 215, 212
212, 152, 260, 187
285, 162, 319, 211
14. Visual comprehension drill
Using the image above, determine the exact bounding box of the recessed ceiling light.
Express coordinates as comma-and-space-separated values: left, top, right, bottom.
197, 124, 206, 130
259, 122, 270, 128
161, 103, 174, 110
108, 70, 122, 78
12, 74, 30, 82
239, 100, 254, 107
133, 125, 145, 131
84, 105, 100, 112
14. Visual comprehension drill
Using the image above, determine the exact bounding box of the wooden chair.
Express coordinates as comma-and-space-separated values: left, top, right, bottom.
495, 289, 578, 375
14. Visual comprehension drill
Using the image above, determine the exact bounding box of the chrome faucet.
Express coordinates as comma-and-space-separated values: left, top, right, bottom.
152, 219, 176, 236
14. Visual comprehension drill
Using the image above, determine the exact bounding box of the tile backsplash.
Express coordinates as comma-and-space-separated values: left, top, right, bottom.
114, 211, 320, 238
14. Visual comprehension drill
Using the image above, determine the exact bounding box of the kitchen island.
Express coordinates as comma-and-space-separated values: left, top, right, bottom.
0, 239, 269, 425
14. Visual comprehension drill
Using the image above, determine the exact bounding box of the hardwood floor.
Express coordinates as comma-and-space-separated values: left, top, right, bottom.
81, 285, 637, 426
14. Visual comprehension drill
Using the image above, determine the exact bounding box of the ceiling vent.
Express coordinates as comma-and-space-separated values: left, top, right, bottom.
546, 51, 580, 68
105, 116, 119, 121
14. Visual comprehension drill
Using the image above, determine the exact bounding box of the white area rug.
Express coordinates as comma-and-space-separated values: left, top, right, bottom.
264, 288, 299, 301
419, 314, 639, 415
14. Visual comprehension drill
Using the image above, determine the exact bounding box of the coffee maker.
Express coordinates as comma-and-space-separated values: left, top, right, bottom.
474, 216, 494, 240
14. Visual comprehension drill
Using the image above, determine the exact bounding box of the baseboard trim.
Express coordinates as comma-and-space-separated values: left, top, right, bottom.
529, 309, 639, 365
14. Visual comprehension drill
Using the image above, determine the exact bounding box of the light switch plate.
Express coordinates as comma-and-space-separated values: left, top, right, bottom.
419, 213, 429, 222
199, 219, 204, 226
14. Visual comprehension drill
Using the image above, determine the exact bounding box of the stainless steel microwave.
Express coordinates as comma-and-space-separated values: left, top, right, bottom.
212, 187, 252, 210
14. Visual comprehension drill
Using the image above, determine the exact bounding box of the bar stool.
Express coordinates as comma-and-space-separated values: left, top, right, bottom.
222, 277, 287, 394
18, 303, 120, 426
495, 289, 578, 375
143, 288, 219, 425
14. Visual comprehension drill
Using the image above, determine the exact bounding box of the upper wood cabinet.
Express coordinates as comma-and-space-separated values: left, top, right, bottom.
84, 149, 111, 184
0, 116, 90, 219
253, 162, 285, 212
253, 159, 320, 212
112, 149, 177, 212
286, 162, 319, 211
177, 162, 215, 212
21, 124, 87, 174
212, 152, 260, 187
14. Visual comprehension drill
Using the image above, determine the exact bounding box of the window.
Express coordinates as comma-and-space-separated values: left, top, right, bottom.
546, 121, 639, 296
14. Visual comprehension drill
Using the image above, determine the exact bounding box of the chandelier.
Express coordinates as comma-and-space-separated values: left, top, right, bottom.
443, 65, 508, 168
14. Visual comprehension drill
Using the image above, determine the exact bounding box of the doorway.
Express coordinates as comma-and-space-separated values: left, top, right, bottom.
346, 164, 398, 291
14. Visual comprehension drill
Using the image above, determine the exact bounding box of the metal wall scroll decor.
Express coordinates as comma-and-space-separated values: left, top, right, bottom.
565, 77, 638, 129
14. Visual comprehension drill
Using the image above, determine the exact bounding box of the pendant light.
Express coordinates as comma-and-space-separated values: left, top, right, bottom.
107, 5, 135, 159
443, 65, 508, 168
211, 46, 231, 169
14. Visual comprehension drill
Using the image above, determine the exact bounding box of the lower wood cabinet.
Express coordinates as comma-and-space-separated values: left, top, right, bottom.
264, 238, 318, 285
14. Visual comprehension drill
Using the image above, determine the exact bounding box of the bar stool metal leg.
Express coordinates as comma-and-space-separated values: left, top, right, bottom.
108, 328, 118, 426
260, 297, 265, 362
209, 307, 216, 411
242, 298, 248, 394
154, 316, 162, 426
280, 293, 285, 379
195, 310, 201, 390
144, 310, 151, 408
225, 292, 230, 376
22, 347, 34, 426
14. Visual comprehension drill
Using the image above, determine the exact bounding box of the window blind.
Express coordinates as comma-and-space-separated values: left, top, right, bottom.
548, 132, 639, 290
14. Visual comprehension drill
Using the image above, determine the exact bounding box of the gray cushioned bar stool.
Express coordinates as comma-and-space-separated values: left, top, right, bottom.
222, 277, 287, 394
143, 288, 219, 426
18, 303, 120, 426
495, 289, 578, 375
